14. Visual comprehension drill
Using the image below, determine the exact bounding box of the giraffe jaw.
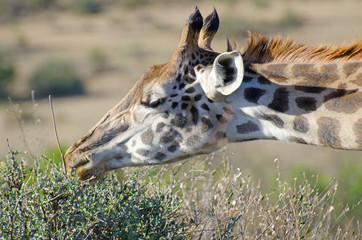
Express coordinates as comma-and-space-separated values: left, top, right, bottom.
65, 149, 134, 181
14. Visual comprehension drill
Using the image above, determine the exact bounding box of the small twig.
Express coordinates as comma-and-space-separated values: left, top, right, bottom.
6, 139, 15, 163
49, 95, 66, 175
31, 90, 40, 158
290, 198, 301, 240
219, 214, 242, 239
8, 97, 34, 160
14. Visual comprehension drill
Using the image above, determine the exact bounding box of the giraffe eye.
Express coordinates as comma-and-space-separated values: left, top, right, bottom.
147, 97, 166, 108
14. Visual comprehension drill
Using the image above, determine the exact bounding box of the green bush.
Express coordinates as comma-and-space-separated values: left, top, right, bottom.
29, 59, 85, 98
74, 0, 104, 14
0, 0, 58, 18
0, 49, 16, 99
0, 151, 187, 239
280, 9, 304, 28
88, 47, 109, 73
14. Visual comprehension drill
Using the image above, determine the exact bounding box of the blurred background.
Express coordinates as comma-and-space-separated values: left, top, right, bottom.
0, 0, 361, 212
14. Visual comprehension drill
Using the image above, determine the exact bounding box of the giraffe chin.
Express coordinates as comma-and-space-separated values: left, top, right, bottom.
64, 151, 105, 181
76, 164, 106, 181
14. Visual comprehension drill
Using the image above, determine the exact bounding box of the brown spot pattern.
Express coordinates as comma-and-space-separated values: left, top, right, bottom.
201, 117, 214, 132
191, 106, 199, 125
343, 62, 362, 78
353, 118, 362, 149
154, 152, 166, 161
260, 114, 284, 128
216, 114, 228, 124
182, 95, 191, 101
141, 127, 154, 145
295, 97, 317, 111
292, 64, 315, 78
185, 87, 195, 93
185, 75, 196, 84
168, 145, 177, 153
171, 114, 187, 128
243, 75, 254, 82
294, 86, 327, 94
260, 63, 289, 83
201, 103, 210, 111
223, 107, 233, 115
171, 102, 178, 109
320, 64, 339, 82
288, 136, 307, 145
186, 135, 201, 146
324, 90, 360, 114
215, 131, 226, 139
160, 129, 181, 144
317, 117, 342, 149
351, 73, 362, 87
156, 122, 165, 132
136, 149, 150, 157
257, 76, 271, 85
324, 89, 354, 102
293, 64, 340, 86
236, 121, 260, 134
244, 87, 266, 104
268, 87, 289, 113
194, 94, 202, 101
293, 116, 309, 133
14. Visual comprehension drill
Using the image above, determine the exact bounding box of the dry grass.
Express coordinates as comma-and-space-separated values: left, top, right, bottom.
131, 155, 361, 239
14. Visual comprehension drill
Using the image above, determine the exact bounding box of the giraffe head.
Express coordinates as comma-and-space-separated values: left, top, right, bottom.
64, 8, 245, 180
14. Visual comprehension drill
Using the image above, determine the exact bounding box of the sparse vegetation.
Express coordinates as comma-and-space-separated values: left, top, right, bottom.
279, 9, 304, 28
0, 146, 360, 239
73, 0, 104, 14
0, 49, 16, 99
289, 161, 362, 220
0, 0, 58, 18
252, 0, 269, 9
88, 47, 109, 73
29, 59, 85, 98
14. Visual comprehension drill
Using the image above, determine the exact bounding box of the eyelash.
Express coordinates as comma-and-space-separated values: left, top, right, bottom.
148, 97, 166, 108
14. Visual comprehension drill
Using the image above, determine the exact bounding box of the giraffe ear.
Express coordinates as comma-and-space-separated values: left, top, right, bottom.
202, 51, 244, 101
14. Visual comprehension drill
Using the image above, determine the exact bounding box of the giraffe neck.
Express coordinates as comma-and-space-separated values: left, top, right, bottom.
226, 61, 362, 150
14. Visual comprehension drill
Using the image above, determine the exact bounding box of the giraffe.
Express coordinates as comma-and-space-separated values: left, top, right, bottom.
64, 8, 362, 180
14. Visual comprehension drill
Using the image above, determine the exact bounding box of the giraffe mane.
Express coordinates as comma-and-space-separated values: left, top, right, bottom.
243, 32, 362, 63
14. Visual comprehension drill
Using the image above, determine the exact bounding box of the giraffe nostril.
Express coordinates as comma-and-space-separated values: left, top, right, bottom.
119, 123, 129, 132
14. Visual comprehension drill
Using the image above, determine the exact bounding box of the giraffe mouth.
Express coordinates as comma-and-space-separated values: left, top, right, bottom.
65, 146, 133, 181
64, 151, 90, 175
76, 163, 106, 181
65, 153, 108, 181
